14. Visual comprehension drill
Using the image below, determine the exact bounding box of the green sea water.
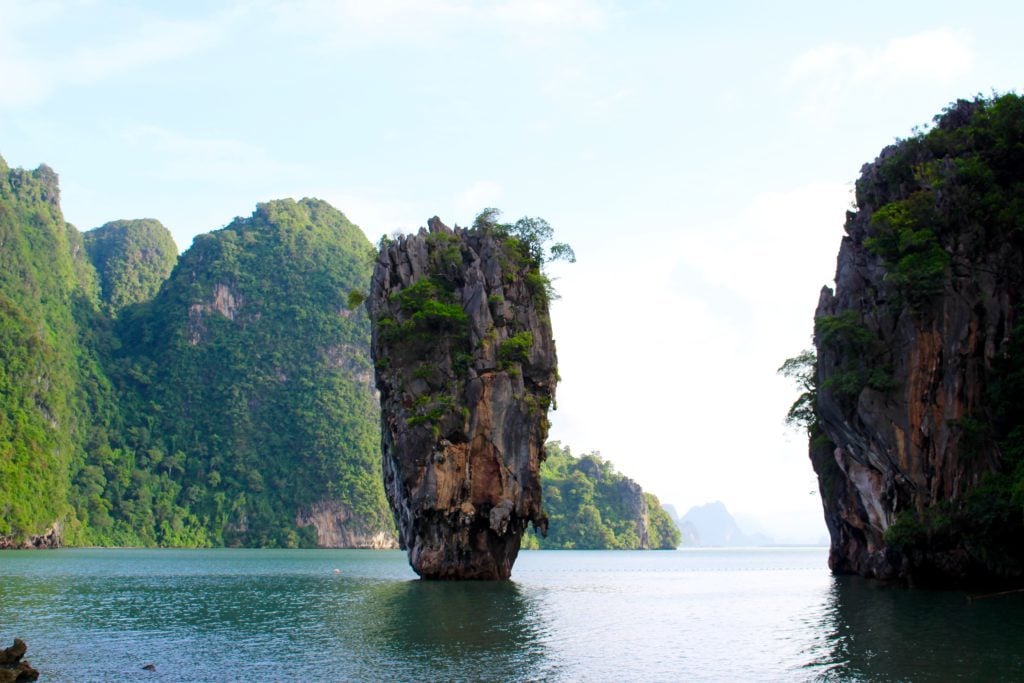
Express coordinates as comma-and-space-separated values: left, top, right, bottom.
1, 548, 1021, 681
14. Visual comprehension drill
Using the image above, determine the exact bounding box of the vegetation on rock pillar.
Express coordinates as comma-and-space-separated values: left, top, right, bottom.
369, 210, 570, 578
787, 93, 1024, 585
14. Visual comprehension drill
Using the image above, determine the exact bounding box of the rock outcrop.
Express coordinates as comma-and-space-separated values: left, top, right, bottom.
0, 639, 39, 682
369, 217, 558, 579
295, 501, 398, 549
0, 525, 62, 550
812, 96, 1024, 585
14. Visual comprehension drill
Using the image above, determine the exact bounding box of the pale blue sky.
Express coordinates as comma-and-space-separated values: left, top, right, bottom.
3, 0, 1023, 542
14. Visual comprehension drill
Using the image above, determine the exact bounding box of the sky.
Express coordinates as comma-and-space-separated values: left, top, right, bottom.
3, 0, 1023, 543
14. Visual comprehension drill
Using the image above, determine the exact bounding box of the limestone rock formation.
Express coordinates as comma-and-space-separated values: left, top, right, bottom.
369, 217, 558, 579
0, 639, 39, 682
0, 525, 62, 550
811, 96, 1024, 585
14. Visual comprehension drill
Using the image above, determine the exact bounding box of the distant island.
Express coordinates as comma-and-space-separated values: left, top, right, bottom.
666, 501, 773, 548
0, 155, 677, 552
524, 442, 679, 550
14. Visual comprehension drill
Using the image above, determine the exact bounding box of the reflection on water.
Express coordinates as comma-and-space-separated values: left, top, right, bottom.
804, 575, 1024, 681
2, 548, 1023, 681
359, 580, 553, 681
0, 549, 554, 681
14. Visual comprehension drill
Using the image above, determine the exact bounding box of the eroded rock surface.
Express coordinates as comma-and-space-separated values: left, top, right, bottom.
812, 97, 1024, 584
369, 218, 557, 579
0, 639, 39, 682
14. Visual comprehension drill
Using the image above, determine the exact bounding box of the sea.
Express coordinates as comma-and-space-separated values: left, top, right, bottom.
1, 547, 1022, 682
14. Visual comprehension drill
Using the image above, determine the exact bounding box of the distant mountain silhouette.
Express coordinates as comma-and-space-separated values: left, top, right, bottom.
676, 501, 774, 547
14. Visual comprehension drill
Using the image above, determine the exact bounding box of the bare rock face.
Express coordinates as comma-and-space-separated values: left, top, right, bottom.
0, 524, 62, 550
294, 501, 398, 549
812, 97, 1024, 585
368, 218, 557, 579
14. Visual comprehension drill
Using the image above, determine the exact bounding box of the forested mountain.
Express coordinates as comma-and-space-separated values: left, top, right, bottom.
84, 219, 178, 315
108, 199, 393, 547
525, 442, 680, 549
0, 158, 96, 544
0, 156, 394, 548
0, 155, 679, 551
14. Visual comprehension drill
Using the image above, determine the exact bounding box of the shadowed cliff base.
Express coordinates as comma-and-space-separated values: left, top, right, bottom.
369, 213, 565, 579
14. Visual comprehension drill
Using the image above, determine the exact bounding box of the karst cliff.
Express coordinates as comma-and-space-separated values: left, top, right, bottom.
369, 216, 559, 579
810, 95, 1024, 585
0, 153, 395, 549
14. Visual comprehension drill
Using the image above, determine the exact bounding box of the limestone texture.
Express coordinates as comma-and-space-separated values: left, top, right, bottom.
369, 218, 557, 579
812, 97, 1024, 584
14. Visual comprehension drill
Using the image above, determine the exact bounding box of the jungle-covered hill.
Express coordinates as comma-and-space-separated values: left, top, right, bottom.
0, 154, 678, 550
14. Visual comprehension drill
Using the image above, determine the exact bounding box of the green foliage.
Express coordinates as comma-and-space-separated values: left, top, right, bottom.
83, 219, 178, 315
109, 198, 393, 546
884, 473, 1024, 580
814, 311, 895, 411
864, 192, 949, 305
644, 492, 682, 549
527, 442, 680, 550
0, 177, 394, 548
858, 94, 1024, 299
392, 277, 469, 332
0, 163, 91, 540
777, 349, 817, 433
498, 331, 533, 367
346, 289, 367, 310
472, 208, 574, 303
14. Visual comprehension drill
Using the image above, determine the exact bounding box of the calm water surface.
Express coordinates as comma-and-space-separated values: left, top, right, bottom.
1, 548, 1022, 681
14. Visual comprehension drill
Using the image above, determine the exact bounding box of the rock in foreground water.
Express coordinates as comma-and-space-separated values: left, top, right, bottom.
0, 639, 39, 682
369, 217, 558, 579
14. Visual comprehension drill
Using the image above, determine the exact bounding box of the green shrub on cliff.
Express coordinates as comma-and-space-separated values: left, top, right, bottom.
864, 192, 950, 306
473, 208, 575, 305
813, 312, 896, 412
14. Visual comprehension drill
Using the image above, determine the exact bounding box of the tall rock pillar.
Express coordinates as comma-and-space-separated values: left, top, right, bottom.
368, 217, 557, 579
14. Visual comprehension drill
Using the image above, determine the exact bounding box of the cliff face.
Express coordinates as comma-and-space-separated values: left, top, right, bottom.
369, 217, 558, 579
813, 96, 1024, 584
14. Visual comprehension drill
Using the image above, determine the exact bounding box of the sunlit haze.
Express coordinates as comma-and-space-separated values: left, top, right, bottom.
4, 0, 1023, 543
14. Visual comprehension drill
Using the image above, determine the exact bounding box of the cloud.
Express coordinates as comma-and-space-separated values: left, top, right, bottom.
68, 19, 222, 84
272, 0, 607, 47
786, 28, 975, 120
788, 28, 973, 86
0, 5, 230, 108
